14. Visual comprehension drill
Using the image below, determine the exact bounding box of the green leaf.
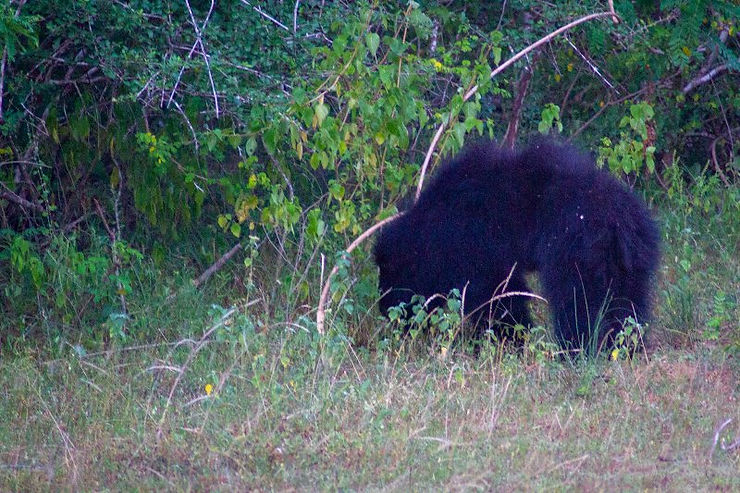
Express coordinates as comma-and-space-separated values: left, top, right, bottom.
365, 32, 380, 58
314, 103, 329, 128
328, 180, 345, 200
307, 209, 325, 240
263, 126, 278, 154
452, 122, 466, 148
378, 65, 395, 89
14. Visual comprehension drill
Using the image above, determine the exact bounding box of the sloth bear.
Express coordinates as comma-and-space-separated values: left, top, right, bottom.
374, 139, 660, 351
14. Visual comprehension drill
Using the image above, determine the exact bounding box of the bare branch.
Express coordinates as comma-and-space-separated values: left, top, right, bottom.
184, 0, 219, 118
239, 0, 290, 31
503, 54, 538, 149
416, 8, 620, 201
682, 64, 729, 94
0, 182, 44, 212
193, 243, 243, 289
47, 76, 107, 86
293, 0, 300, 34
316, 214, 399, 335
564, 35, 618, 93
167, 0, 216, 111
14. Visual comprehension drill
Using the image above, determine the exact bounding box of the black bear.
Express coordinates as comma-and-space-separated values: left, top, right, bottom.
374, 139, 660, 351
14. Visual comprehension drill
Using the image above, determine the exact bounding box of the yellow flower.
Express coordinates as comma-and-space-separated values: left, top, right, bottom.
205, 383, 213, 395
610, 349, 619, 361
437, 346, 448, 361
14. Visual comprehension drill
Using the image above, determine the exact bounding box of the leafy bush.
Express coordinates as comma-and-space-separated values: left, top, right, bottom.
0, 1, 737, 347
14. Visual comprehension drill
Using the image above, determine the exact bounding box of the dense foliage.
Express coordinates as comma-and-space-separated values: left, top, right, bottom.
0, 0, 737, 348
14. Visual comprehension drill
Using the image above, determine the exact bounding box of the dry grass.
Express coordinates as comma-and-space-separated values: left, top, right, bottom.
0, 335, 737, 491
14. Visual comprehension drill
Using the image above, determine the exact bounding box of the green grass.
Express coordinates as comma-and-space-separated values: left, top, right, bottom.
1, 181, 738, 490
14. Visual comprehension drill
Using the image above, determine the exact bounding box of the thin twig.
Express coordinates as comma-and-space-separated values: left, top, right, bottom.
488, 374, 512, 435
0, 47, 8, 122
184, 0, 219, 118
564, 35, 618, 93
156, 307, 238, 439
495, 0, 508, 31
171, 99, 199, 151
111, 155, 128, 315
93, 198, 115, 242
316, 214, 398, 335
710, 136, 731, 187
709, 418, 733, 460
94, 195, 127, 315
37, 389, 78, 483
167, 0, 216, 110
239, 0, 290, 31
568, 82, 674, 139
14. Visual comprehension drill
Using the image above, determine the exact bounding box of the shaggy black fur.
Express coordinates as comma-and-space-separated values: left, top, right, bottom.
374, 139, 660, 350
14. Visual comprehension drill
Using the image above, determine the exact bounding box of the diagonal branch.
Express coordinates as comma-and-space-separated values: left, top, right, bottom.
682, 64, 729, 95
184, 0, 219, 118
316, 215, 398, 334
415, 6, 619, 201
0, 181, 44, 212
503, 53, 539, 149
239, 0, 290, 31
167, 0, 216, 112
